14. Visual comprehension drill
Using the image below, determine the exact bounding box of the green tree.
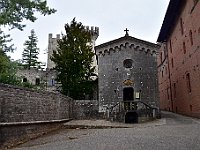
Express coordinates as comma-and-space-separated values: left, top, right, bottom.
22, 29, 42, 69
0, 49, 10, 74
51, 18, 96, 99
0, 0, 56, 85
0, 30, 14, 53
0, 0, 56, 30
0, 49, 22, 85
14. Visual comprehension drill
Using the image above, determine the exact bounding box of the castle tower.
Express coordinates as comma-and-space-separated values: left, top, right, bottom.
47, 27, 99, 76
87, 26, 99, 77
47, 34, 60, 69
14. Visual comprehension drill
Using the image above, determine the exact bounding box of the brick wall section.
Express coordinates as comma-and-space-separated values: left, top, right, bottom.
158, 1, 200, 118
0, 83, 73, 123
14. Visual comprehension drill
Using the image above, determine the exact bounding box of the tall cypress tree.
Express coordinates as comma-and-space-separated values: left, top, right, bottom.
51, 18, 96, 99
22, 29, 40, 69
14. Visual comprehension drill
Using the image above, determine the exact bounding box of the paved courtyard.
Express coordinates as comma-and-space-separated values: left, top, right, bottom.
11, 111, 200, 150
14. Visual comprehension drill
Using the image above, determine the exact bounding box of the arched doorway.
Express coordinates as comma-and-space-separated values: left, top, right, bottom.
125, 112, 138, 123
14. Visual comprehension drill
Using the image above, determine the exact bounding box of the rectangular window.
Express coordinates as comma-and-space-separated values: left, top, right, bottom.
163, 44, 167, 57
189, 30, 193, 46
169, 40, 172, 53
167, 88, 170, 100
186, 73, 192, 93
36, 78, 40, 85
183, 41, 186, 54
171, 58, 174, 68
173, 83, 176, 98
180, 18, 184, 35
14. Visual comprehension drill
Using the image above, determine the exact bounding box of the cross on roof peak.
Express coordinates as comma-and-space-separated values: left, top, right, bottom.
124, 28, 129, 36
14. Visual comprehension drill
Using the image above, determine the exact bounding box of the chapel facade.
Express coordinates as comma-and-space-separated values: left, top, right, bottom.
95, 31, 160, 122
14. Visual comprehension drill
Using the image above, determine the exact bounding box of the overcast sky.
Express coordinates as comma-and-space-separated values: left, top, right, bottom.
6, 0, 170, 63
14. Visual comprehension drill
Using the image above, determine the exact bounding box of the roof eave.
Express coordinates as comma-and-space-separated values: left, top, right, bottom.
157, 0, 184, 42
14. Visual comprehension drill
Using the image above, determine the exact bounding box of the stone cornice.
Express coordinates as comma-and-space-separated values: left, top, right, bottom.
96, 35, 159, 49
95, 36, 160, 56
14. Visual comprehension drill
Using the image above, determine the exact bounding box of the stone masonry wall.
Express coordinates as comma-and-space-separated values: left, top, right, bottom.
0, 83, 73, 149
95, 36, 160, 112
73, 100, 100, 120
0, 83, 73, 122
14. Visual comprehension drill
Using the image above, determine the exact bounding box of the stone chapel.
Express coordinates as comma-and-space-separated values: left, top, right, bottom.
95, 30, 160, 122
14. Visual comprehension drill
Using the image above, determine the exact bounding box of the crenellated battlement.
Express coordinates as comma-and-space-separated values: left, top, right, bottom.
48, 33, 61, 40
48, 26, 99, 41
96, 42, 158, 56
84, 26, 99, 38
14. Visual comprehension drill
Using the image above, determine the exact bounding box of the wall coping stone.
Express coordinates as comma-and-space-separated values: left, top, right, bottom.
0, 83, 72, 99
0, 119, 73, 127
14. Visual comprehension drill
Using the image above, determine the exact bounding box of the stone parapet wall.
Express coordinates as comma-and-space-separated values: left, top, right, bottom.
0, 83, 73, 149
73, 100, 100, 120
0, 83, 73, 123
0, 122, 64, 149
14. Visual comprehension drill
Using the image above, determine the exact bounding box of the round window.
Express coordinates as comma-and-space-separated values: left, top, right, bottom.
123, 59, 133, 68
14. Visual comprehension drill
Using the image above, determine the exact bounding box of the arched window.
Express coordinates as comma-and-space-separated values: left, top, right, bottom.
51, 76, 55, 86
123, 59, 133, 68
36, 77, 40, 85
23, 77, 27, 82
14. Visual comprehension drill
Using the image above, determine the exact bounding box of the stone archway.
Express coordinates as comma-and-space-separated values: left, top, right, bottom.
125, 112, 138, 123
